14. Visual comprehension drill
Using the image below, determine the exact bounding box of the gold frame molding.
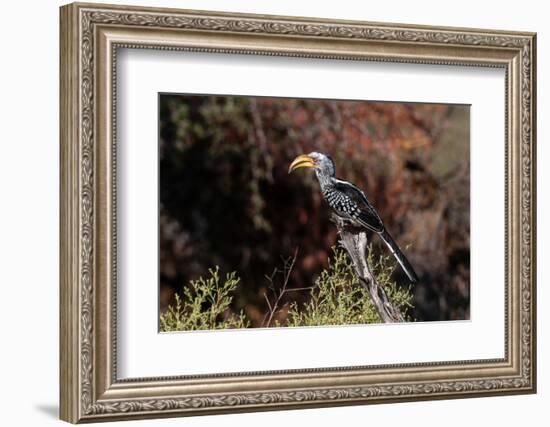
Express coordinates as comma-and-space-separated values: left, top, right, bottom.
60, 2, 537, 423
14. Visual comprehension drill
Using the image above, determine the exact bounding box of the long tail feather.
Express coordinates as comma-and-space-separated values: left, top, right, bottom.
379, 229, 419, 283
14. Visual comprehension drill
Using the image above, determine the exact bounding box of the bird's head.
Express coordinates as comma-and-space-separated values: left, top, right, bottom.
288, 152, 335, 178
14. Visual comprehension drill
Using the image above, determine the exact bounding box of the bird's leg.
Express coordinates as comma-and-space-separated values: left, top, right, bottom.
330, 215, 359, 234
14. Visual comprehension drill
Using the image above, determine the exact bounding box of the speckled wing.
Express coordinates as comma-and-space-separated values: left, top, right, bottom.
333, 180, 384, 232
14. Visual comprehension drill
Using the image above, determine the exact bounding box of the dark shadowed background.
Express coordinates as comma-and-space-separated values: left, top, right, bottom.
159, 94, 470, 325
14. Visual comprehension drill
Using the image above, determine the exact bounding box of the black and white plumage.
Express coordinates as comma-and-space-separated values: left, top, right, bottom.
289, 151, 418, 284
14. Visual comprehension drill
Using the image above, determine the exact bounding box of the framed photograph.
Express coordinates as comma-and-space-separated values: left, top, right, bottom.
60, 2, 536, 423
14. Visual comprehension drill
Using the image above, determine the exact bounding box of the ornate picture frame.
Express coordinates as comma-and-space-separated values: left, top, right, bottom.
60, 2, 536, 423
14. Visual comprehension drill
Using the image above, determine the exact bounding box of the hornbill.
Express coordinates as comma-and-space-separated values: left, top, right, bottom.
289, 152, 418, 284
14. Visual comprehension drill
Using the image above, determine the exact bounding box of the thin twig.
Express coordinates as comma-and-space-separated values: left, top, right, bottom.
262, 248, 301, 327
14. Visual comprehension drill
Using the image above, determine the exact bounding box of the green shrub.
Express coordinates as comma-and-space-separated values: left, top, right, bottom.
160, 267, 250, 332
286, 248, 413, 327
160, 249, 413, 332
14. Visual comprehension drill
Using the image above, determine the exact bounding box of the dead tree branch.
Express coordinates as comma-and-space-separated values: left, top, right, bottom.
332, 215, 405, 323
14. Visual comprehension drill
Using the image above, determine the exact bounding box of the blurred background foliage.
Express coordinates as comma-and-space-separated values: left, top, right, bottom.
159, 94, 470, 326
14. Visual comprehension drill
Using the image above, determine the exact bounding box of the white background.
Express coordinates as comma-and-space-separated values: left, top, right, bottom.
118, 50, 504, 377
0, 0, 546, 426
